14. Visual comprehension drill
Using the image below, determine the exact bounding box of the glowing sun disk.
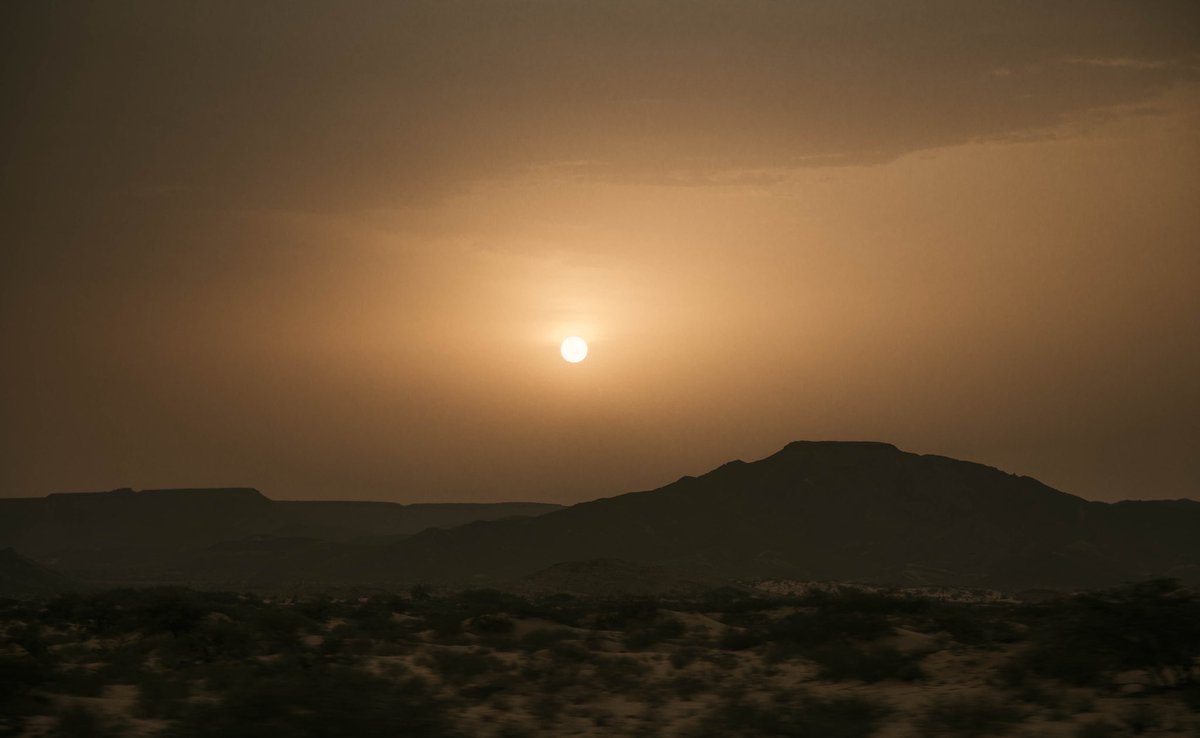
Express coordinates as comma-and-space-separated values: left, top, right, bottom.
560, 336, 588, 363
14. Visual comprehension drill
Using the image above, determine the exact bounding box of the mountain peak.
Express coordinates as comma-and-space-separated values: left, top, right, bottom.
780, 440, 901, 454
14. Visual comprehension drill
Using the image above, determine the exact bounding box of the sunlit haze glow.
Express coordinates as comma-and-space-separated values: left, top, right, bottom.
2, 1, 1197, 504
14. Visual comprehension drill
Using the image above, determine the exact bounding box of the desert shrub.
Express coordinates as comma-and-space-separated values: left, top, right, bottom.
1074, 719, 1120, 738
624, 617, 685, 650
456, 589, 528, 613
767, 608, 891, 647
670, 645, 702, 669
996, 656, 1034, 689
547, 641, 592, 663
763, 643, 801, 664
418, 648, 504, 685
293, 595, 338, 622
719, 608, 768, 630
493, 724, 533, 738
158, 618, 258, 668
808, 642, 924, 683
136, 673, 191, 719
344, 602, 403, 639
670, 674, 709, 699
410, 590, 530, 638
422, 615, 466, 640
247, 607, 310, 652
997, 659, 1066, 708
317, 631, 373, 663
0, 598, 32, 618
918, 695, 1024, 737
519, 628, 578, 651
692, 587, 765, 614
129, 588, 208, 637
701, 650, 739, 670
0, 654, 50, 729
164, 664, 455, 738
457, 678, 512, 701
718, 627, 763, 651
797, 588, 929, 618
1011, 680, 1066, 711
511, 593, 588, 627
530, 693, 565, 726
692, 693, 889, 738
44, 592, 125, 636
1120, 702, 1160, 735
1022, 580, 1200, 687
594, 655, 649, 692
92, 641, 151, 683
1021, 640, 1112, 687
0, 655, 48, 699
518, 659, 578, 693
5, 623, 49, 660
468, 614, 515, 636
202, 619, 259, 659
927, 605, 1021, 645
1069, 693, 1097, 713
50, 667, 106, 697
1180, 682, 1200, 712
50, 703, 122, 738
590, 598, 659, 630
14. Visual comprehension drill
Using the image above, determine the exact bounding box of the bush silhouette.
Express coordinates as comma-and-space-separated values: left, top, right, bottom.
165, 664, 455, 738
1022, 579, 1200, 687
918, 695, 1024, 737
807, 642, 924, 683
693, 693, 889, 737
50, 704, 120, 738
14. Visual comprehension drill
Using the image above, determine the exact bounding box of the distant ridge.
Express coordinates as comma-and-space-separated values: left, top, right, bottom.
324, 441, 1200, 590
47, 487, 267, 500
0, 547, 76, 596
3, 443, 1196, 591
0, 488, 563, 579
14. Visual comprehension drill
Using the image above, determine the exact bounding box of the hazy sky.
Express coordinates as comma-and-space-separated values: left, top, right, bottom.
3, 1, 1198, 503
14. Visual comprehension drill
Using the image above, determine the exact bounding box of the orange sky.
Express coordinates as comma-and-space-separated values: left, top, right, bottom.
2, 1, 1198, 503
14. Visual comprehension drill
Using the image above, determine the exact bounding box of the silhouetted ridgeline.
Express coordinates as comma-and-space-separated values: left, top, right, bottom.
1, 442, 1197, 592
328, 442, 1200, 590
0, 489, 561, 589
0, 547, 75, 596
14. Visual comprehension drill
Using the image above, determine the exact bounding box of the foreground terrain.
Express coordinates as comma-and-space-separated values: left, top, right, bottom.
3, 581, 1199, 737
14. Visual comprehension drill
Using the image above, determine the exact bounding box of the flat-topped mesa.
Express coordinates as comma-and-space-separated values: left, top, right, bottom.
47, 487, 270, 503
139, 487, 269, 501
779, 440, 902, 455
46, 487, 137, 499
47, 484, 270, 501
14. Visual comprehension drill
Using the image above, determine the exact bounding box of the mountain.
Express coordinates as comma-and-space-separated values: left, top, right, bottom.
0, 547, 76, 597
0, 488, 562, 583
324, 441, 1200, 590
4, 443, 1196, 591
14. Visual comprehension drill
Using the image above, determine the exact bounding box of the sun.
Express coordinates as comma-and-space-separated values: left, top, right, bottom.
560, 336, 588, 363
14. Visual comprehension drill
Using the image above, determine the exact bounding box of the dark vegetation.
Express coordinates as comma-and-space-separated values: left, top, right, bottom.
1, 580, 1199, 736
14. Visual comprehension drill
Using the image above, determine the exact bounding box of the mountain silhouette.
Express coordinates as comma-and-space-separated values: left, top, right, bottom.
0, 488, 561, 580
0, 547, 76, 596
3, 443, 1196, 591
325, 441, 1200, 589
